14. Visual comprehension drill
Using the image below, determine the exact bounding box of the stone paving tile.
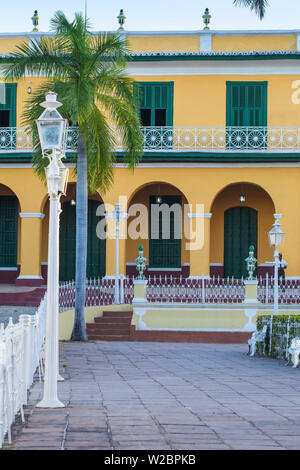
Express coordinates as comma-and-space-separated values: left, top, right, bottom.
3, 341, 300, 450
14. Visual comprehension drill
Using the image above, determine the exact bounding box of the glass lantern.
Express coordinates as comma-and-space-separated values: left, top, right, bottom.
36, 92, 68, 154
268, 217, 285, 247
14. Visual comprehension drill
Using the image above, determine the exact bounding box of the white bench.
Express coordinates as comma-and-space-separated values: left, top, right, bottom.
287, 338, 300, 368
248, 325, 267, 357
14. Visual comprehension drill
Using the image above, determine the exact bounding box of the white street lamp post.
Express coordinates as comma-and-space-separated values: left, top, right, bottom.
268, 213, 285, 352
36, 92, 68, 408
106, 202, 128, 304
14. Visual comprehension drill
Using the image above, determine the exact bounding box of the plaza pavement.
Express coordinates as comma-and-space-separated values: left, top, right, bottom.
3, 341, 300, 450
0, 306, 36, 327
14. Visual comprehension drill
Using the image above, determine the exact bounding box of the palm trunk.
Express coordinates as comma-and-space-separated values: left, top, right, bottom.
71, 132, 88, 341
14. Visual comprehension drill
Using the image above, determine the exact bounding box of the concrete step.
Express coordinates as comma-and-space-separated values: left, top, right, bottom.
87, 328, 131, 336
87, 310, 133, 341
102, 311, 133, 318
94, 317, 132, 325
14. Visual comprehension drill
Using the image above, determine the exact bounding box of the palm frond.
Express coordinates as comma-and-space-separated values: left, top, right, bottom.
233, 0, 268, 19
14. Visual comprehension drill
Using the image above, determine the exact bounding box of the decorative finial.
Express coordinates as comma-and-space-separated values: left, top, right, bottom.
32, 10, 39, 32
117, 9, 126, 30
135, 245, 147, 280
245, 245, 257, 280
202, 8, 211, 30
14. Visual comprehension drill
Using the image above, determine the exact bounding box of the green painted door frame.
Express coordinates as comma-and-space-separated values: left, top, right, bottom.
0, 196, 18, 267
224, 206, 257, 279
149, 195, 181, 268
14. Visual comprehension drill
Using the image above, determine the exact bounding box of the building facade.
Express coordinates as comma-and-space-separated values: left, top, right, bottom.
0, 26, 300, 286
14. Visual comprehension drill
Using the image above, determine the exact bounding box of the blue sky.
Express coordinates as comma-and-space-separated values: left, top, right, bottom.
1, 1, 300, 32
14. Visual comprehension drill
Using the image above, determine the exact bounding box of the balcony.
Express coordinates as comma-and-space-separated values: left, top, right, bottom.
0, 126, 300, 154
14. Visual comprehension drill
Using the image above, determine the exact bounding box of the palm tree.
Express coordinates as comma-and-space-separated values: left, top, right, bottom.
3, 11, 143, 341
233, 0, 268, 19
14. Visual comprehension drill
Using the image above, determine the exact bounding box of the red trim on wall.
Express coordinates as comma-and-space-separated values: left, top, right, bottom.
130, 326, 251, 344
0, 266, 20, 284
15, 277, 44, 287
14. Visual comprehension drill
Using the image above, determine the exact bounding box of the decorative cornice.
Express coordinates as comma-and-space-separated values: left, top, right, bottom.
1, 49, 300, 63
130, 49, 300, 57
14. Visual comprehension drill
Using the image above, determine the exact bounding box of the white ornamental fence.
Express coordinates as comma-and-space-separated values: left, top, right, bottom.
0, 294, 47, 448
59, 276, 134, 312
1, 126, 300, 153
59, 276, 245, 308
146, 276, 245, 303
258, 274, 300, 304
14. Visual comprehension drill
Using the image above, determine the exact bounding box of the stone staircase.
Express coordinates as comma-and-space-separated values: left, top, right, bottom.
86, 310, 133, 341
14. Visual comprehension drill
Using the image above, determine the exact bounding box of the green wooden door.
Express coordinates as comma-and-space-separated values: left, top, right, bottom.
149, 195, 181, 268
59, 200, 106, 281
224, 206, 257, 279
0, 196, 18, 267
0, 83, 17, 127
87, 200, 106, 278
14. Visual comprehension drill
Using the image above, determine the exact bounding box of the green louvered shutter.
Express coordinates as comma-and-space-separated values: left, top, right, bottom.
59, 200, 106, 281
149, 195, 181, 268
0, 83, 17, 127
224, 206, 257, 279
226, 81, 267, 149
137, 82, 174, 126
226, 81, 267, 127
0, 196, 18, 267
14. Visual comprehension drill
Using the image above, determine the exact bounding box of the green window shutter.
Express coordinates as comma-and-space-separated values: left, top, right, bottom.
149, 195, 181, 268
224, 206, 257, 279
0, 196, 18, 267
59, 200, 106, 281
0, 83, 17, 127
136, 82, 174, 127
226, 81, 267, 127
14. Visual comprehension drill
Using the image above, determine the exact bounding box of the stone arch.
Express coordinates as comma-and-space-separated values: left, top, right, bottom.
210, 182, 276, 278
126, 181, 190, 277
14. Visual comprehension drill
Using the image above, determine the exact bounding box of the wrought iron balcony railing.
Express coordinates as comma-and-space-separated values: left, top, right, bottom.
1, 126, 300, 154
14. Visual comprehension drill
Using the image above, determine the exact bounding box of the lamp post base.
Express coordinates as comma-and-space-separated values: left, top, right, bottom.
36, 399, 65, 408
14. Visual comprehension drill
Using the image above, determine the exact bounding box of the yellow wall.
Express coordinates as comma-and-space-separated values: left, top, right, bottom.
128, 36, 200, 52
212, 35, 297, 52
0, 37, 29, 54
0, 163, 299, 277
133, 74, 300, 128
0, 31, 299, 280
0, 33, 297, 56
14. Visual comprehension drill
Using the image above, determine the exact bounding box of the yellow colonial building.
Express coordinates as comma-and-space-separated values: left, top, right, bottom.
0, 15, 300, 291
